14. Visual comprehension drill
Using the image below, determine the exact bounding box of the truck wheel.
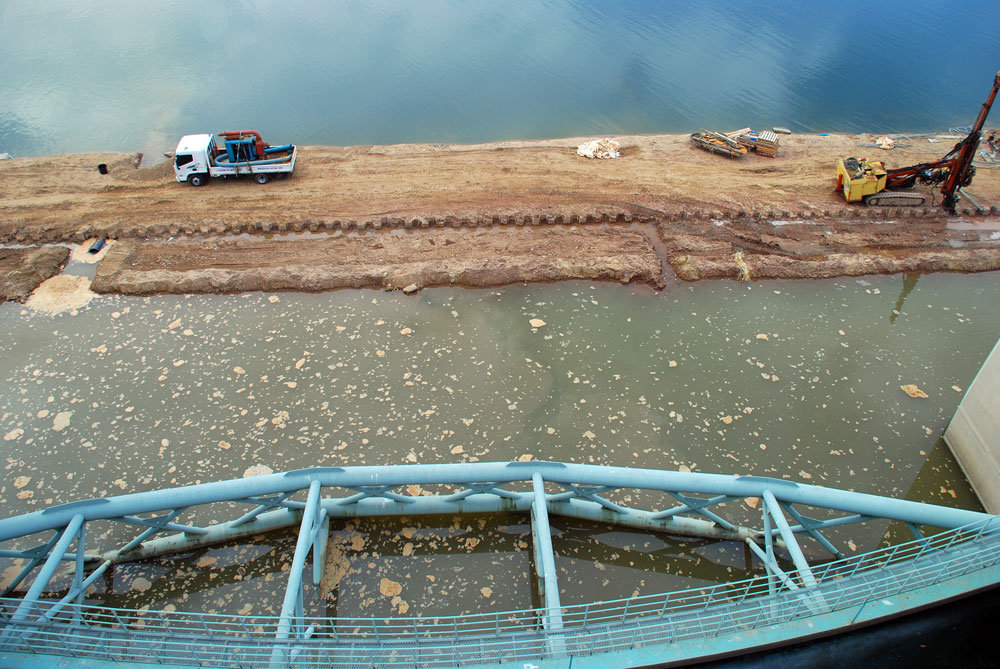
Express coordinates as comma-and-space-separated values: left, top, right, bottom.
189, 173, 207, 187
255, 174, 270, 185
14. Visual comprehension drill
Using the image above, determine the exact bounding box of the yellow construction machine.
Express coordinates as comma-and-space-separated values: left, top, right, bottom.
835, 157, 897, 205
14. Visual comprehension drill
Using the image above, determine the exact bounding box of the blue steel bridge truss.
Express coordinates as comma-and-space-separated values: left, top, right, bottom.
0, 461, 998, 668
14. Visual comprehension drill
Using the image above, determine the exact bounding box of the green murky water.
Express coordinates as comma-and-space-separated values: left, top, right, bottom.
2, 272, 998, 616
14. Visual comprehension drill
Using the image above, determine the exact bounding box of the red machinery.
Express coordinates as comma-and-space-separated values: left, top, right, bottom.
886, 71, 1000, 212
837, 71, 999, 211
217, 130, 269, 160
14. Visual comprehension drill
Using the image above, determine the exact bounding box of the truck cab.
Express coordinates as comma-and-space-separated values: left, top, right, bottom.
173, 134, 213, 186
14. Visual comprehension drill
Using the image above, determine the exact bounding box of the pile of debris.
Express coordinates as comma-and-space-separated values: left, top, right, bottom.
690, 128, 782, 158
724, 127, 781, 156
875, 135, 896, 150
736, 129, 780, 156
689, 129, 747, 158
576, 138, 621, 159
977, 130, 999, 167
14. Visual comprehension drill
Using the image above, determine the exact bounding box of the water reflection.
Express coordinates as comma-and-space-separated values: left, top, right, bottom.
890, 272, 920, 324
1, 2, 998, 156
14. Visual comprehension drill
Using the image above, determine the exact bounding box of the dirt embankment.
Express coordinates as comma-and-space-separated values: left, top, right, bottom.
2, 131, 999, 298
91, 227, 661, 295
0, 247, 69, 303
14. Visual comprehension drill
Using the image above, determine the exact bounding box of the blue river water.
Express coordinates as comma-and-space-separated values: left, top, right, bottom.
1, 1, 998, 157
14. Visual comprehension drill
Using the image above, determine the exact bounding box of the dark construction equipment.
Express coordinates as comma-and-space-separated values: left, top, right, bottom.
837, 70, 1000, 212
690, 129, 748, 158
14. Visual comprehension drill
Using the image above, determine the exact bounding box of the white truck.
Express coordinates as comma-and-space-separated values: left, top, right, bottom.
173, 130, 297, 186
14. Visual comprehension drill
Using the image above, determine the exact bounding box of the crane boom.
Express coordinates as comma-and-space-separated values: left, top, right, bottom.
884, 70, 1000, 212
838, 70, 1000, 212
937, 69, 1000, 211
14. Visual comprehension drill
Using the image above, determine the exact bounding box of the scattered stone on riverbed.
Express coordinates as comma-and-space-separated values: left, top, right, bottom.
242, 464, 274, 478
379, 578, 402, 597
52, 411, 73, 432
0, 275, 991, 616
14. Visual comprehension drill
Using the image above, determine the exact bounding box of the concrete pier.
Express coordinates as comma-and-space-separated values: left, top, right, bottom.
945, 337, 1000, 513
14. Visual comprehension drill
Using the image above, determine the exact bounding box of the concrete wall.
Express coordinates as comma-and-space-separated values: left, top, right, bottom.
945, 337, 1000, 514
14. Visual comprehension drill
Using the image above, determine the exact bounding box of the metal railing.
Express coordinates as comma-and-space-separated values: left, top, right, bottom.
2, 516, 999, 667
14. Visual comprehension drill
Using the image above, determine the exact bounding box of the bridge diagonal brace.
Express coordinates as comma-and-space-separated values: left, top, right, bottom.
231, 492, 298, 527
272, 480, 323, 667
335, 485, 415, 506
115, 508, 188, 554
24, 522, 110, 628
548, 484, 617, 502
0, 532, 63, 596
744, 538, 799, 592
783, 512, 871, 536
42, 560, 112, 624
761, 491, 831, 616
549, 484, 627, 514
778, 502, 844, 559
905, 521, 932, 546
747, 534, 832, 617
530, 473, 565, 658
653, 493, 737, 530
70, 520, 86, 623
762, 491, 818, 589
117, 515, 208, 536
0, 514, 85, 647
312, 510, 330, 588
441, 482, 520, 502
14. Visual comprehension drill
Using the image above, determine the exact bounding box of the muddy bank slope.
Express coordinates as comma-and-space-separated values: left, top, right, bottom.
0, 247, 69, 303
92, 227, 663, 295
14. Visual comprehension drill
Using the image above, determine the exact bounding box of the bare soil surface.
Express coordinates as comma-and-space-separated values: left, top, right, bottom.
2, 131, 999, 297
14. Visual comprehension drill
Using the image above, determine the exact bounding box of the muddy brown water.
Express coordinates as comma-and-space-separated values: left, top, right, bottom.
1, 271, 998, 617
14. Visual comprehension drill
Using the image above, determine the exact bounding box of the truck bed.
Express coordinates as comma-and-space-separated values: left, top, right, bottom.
208, 146, 297, 177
